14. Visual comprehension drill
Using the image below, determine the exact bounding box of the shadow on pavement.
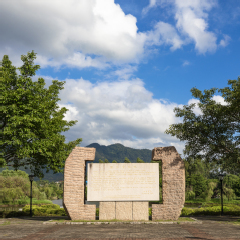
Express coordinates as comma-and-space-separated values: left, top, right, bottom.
193, 215, 240, 222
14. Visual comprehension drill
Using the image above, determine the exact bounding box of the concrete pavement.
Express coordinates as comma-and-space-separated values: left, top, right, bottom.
0, 216, 239, 240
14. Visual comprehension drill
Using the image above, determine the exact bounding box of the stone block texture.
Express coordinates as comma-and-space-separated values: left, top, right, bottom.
99, 202, 116, 220
133, 202, 149, 220
99, 201, 149, 221
116, 202, 133, 220
63, 147, 96, 220
151, 146, 185, 220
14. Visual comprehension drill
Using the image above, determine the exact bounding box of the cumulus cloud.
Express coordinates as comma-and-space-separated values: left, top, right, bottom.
0, 0, 147, 69
188, 98, 202, 115
212, 95, 228, 105
187, 94, 228, 116
145, 21, 184, 51
174, 0, 218, 54
143, 0, 228, 54
34, 75, 185, 153
0, 0, 228, 73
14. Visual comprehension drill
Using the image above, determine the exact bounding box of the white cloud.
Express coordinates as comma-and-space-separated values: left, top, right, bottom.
187, 95, 228, 116
143, 0, 228, 54
188, 98, 202, 115
108, 65, 138, 80
174, 0, 218, 54
37, 75, 185, 153
0, 0, 228, 73
145, 21, 184, 50
142, 0, 157, 15
182, 60, 190, 66
219, 34, 231, 47
0, 0, 146, 69
212, 95, 228, 105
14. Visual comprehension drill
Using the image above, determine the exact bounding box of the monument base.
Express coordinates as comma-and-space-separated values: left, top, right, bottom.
99, 201, 149, 221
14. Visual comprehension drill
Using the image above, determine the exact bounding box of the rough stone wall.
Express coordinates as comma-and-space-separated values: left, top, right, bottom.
151, 146, 185, 220
99, 202, 149, 221
63, 147, 96, 220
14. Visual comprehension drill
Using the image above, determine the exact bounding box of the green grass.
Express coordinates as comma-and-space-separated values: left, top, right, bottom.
0, 221, 11, 226
50, 217, 194, 223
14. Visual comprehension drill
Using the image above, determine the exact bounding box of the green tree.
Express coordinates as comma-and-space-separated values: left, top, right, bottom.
224, 174, 240, 197
165, 77, 240, 174
190, 174, 208, 198
7, 187, 24, 203
104, 158, 109, 163
124, 157, 131, 163
137, 157, 145, 163
1, 51, 82, 178
203, 180, 218, 201
44, 187, 53, 199
0, 168, 28, 178
99, 159, 104, 163
112, 160, 117, 163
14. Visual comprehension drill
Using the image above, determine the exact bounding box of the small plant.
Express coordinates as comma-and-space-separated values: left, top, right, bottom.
149, 208, 152, 216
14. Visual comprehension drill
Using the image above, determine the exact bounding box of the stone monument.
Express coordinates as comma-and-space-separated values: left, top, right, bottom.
63, 146, 185, 221
63, 147, 96, 220
151, 146, 185, 220
87, 163, 159, 220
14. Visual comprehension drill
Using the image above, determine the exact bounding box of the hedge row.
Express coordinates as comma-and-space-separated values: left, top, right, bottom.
181, 205, 240, 216
1, 204, 240, 218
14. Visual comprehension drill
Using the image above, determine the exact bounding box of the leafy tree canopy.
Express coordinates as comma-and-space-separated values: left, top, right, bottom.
137, 157, 145, 163
124, 157, 131, 163
1, 50, 82, 178
165, 77, 240, 174
0, 168, 29, 178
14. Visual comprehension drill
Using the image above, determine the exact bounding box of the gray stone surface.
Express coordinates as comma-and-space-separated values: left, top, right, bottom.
1, 217, 239, 239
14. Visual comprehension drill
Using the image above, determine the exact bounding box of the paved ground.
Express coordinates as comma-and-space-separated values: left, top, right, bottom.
0, 216, 239, 240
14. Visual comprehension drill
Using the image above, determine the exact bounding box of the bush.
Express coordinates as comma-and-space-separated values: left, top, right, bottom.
181, 205, 240, 216
96, 208, 99, 216
186, 191, 195, 200
22, 204, 67, 216
0, 211, 29, 218
149, 208, 152, 216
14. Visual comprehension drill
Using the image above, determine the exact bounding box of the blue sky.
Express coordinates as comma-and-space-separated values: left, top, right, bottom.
1, 0, 239, 155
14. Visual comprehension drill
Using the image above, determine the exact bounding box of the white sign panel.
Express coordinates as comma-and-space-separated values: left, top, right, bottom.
87, 163, 159, 201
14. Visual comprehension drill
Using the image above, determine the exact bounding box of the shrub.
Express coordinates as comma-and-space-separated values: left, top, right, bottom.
181, 205, 240, 216
186, 191, 195, 200
22, 204, 67, 216
149, 208, 152, 216
0, 211, 29, 218
96, 208, 99, 216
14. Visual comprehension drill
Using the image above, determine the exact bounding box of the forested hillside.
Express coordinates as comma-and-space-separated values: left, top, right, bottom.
0, 143, 153, 181
87, 143, 152, 163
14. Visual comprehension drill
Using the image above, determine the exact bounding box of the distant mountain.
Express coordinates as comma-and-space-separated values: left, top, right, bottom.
1, 143, 153, 182
85, 143, 152, 163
